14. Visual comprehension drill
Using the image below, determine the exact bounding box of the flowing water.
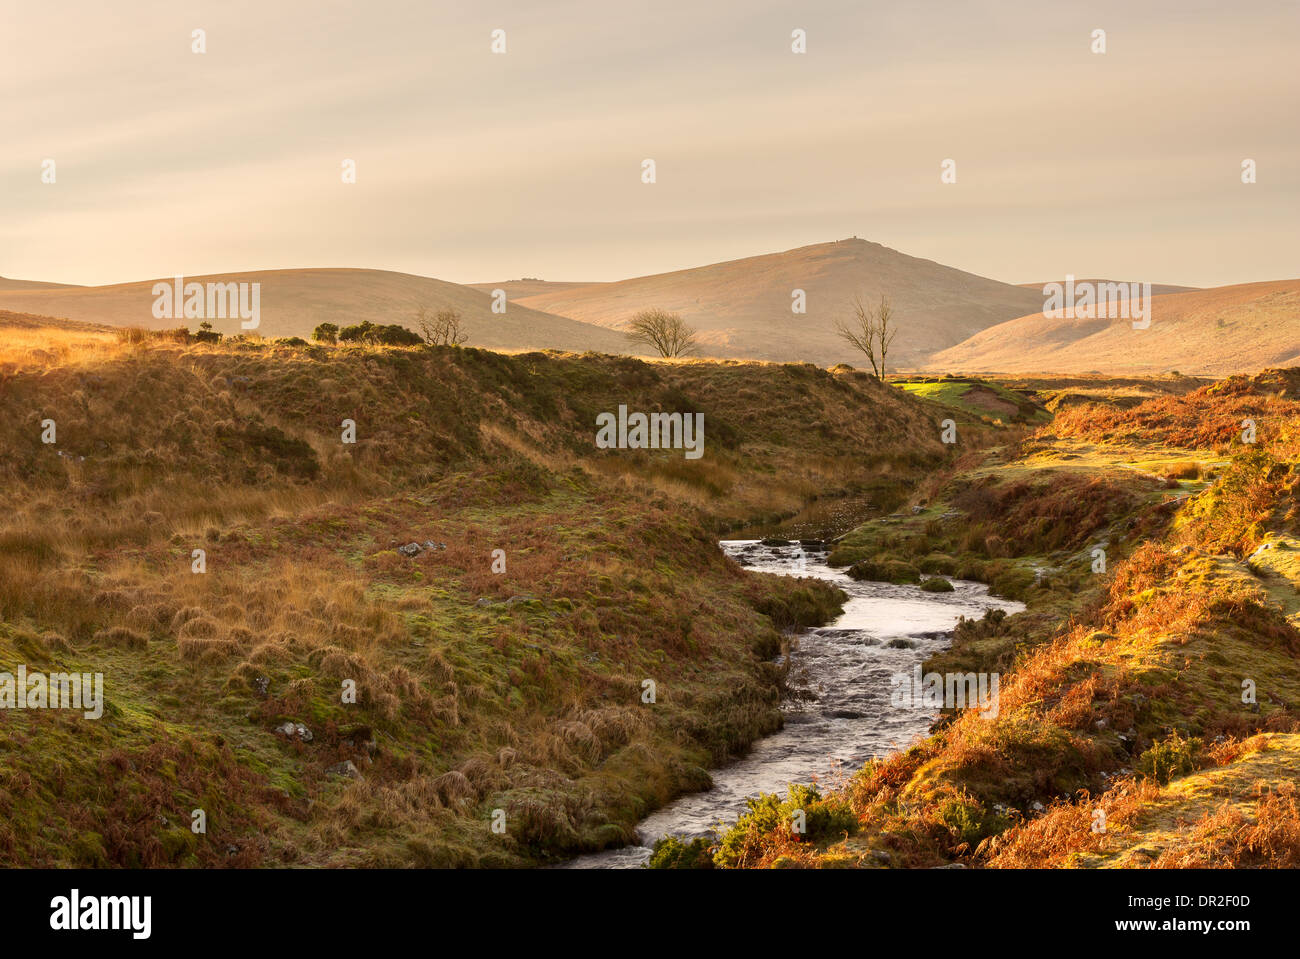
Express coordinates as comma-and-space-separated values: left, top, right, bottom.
564, 539, 1024, 869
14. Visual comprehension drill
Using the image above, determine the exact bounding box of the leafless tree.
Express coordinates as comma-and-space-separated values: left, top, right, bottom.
834, 294, 897, 380
415, 305, 468, 347
625, 308, 698, 358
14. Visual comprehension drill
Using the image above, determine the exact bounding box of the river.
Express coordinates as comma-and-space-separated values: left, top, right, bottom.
563, 538, 1024, 868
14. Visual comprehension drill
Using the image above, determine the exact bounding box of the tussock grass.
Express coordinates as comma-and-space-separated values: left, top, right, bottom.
0, 331, 934, 866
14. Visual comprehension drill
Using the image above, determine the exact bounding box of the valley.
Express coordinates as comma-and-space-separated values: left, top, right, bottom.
2, 315, 1295, 868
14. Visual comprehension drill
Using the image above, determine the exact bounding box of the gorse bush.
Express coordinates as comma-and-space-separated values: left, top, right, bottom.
713, 783, 857, 868
1137, 734, 1204, 785
337, 320, 422, 345
647, 835, 715, 869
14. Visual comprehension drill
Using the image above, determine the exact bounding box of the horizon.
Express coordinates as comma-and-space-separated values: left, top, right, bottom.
5, 0, 1298, 289
6, 233, 1299, 293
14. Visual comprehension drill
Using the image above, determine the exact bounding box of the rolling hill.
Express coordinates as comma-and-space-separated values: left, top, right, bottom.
0, 277, 82, 292
0, 269, 633, 355
467, 280, 605, 299
1016, 280, 1200, 298
512, 239, 1046, 367
928, 280, 1300, 375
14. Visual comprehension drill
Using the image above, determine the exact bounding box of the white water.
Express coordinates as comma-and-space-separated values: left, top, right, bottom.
564, 539, 1024, 868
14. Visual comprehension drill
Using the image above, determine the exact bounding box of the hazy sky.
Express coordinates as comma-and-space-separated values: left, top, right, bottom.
3, 0, 1297, 288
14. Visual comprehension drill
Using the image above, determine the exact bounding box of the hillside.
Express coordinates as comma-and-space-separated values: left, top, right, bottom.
468, 280, 605, 299
0, 269, 633, 355
0, 277, 82, 292
929, 280, 1300, 376
0, 330, 947, 867
1016, 280, 1200, 297
514, 239, 1045, 368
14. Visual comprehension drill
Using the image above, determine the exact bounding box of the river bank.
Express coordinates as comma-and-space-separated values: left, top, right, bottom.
565, 539, 1023, 867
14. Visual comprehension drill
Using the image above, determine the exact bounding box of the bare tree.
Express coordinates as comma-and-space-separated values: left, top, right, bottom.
625, 308, 698, 358
415, 305, 468, 347
834, 294, 897, 380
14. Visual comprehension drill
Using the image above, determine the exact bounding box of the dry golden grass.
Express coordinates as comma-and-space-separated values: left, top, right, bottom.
930, 280, 1300, 376
2, 327, 914, 866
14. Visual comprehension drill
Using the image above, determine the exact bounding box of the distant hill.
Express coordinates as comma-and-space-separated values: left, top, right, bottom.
1016, 280, 1200, 297
0, 269, 633, 355
513, 239, 1046, 367
928, 280, 1300, 375
0, 309, 109, 332
467, 280, 605, 299
0, 277, 82, 292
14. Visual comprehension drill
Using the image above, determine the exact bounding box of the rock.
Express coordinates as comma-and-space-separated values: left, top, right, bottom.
505, 595, 535, 606
252, 676, 270, 698
931, 863, 967, 869
869, 849, 892, 865
911, 506, 924, 514
398, 542, 423, 557
422, 541, 446, 551
276, 721, 313, 743
475, 598, 495, 607
326, 760, 362, 780
1030, 801, 1045, 813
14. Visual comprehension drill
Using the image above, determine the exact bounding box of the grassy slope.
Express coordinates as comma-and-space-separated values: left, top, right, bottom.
514, 239, 1045, 368
892, 376, 1050, 426
928, 280, 1300, 376
0, 335, 945, 867
700, 367, 1300, 868
0, 270, 634, 355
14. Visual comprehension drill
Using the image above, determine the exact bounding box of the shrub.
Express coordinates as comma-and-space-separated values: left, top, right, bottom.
1137, 734, 1204, 784
936, 794, 1009, 849
713, 783, 857, 868
338, 321, 422, 346
193, 321, 222, 344
647, 835, 714, 869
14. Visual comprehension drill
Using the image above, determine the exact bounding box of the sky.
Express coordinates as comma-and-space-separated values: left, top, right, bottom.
3, 0, 1298, 289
